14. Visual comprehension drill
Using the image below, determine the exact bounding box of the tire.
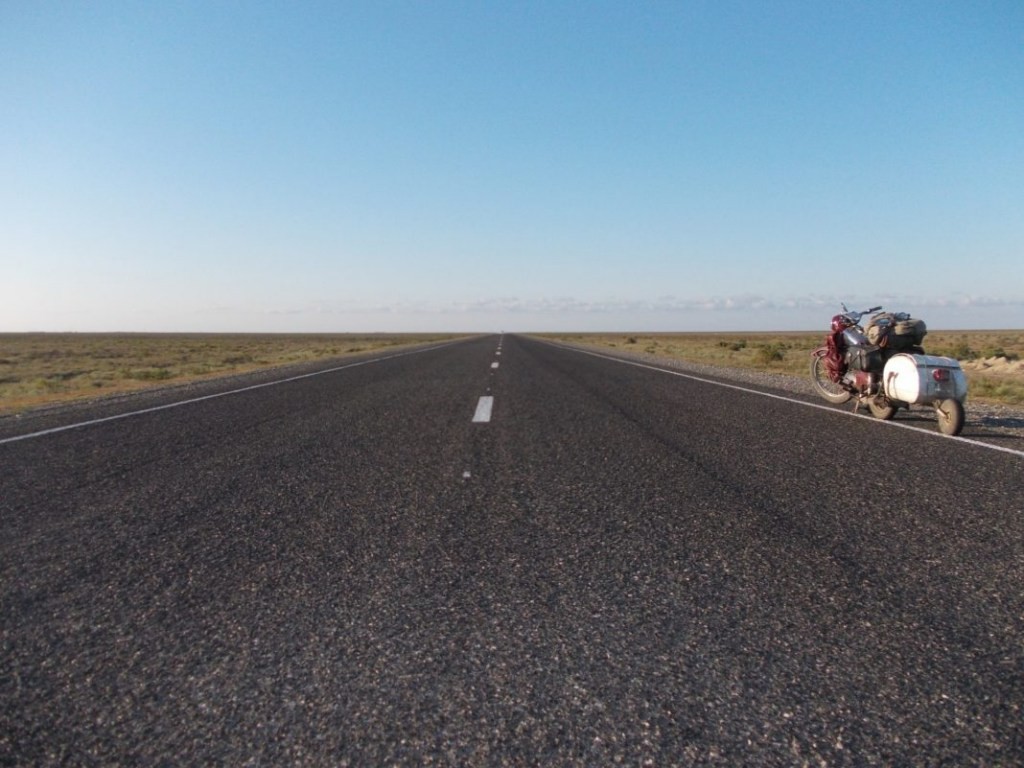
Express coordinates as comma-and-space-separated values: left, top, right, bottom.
936, 399, 965, 436
810, 355, 851, 404
868, 397, 897, 420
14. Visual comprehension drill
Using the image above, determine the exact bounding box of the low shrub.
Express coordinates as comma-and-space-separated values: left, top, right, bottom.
936, 338, 976, 360
126, 368, 173, 381
755, 343, 786, 364
968, 376, 1024, 405
979, 346, 1019, 361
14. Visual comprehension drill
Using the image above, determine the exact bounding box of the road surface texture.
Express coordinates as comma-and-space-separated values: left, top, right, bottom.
2, 335, 1022, 765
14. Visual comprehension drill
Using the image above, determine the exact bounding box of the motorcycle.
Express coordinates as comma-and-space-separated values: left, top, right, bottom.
810, 304, 967, 436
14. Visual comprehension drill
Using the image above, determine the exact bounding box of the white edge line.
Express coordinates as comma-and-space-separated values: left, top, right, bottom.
0, 341, 463, 446
545, 340, 1024, 460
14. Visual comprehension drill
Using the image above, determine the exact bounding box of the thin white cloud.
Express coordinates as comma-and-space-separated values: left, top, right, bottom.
249, 293, 1023, 318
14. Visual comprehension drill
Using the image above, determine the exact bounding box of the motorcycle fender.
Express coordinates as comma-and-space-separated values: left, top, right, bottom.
882, 354, 968, 404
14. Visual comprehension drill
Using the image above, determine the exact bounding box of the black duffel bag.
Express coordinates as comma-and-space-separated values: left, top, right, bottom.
846, 345, 882, 371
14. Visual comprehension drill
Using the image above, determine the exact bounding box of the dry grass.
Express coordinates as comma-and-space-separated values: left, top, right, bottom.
539, 330, 1024, 406
4, 329, 1020, 415
0, 333, 462, 415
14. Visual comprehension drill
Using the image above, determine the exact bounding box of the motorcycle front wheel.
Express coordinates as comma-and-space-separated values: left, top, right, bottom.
935, 399, 965, 436
868, 397, 897, 420
810, 355, 851, 404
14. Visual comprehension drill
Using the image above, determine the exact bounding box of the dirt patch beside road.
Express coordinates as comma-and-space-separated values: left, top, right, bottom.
963, 356, 1024, 375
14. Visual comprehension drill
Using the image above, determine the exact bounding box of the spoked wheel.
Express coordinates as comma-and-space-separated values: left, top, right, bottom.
867, 396, 897, 420
810, 355, 851, 404
935, 399, 965, 436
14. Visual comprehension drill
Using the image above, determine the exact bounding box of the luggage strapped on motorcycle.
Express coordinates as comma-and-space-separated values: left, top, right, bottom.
865, 312, 926, 351
824, 329, 845, 382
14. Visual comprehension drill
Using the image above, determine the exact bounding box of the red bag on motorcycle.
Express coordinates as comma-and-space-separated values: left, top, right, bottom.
824, 329, 846, 382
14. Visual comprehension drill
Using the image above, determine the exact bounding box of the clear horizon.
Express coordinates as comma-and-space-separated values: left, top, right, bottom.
3, 2, 1022, 333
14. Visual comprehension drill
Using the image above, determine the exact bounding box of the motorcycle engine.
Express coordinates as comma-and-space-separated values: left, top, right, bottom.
843, 370, 878, 394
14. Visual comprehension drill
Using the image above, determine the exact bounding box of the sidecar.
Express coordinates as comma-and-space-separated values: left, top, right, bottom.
881, 353, 968, 435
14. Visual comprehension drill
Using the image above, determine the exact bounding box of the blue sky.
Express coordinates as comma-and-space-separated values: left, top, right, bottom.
3, 1, 1022, 332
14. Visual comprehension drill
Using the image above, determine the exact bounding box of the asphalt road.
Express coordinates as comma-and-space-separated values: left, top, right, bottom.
2, 334, 1022, 765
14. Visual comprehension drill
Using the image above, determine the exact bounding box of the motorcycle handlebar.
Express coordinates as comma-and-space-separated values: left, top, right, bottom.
837, 304, 883, 327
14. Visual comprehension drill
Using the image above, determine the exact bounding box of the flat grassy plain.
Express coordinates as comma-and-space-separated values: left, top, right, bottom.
0, 333, 462, 415
540, 330, 1024, 406
3, 330, 1022, 415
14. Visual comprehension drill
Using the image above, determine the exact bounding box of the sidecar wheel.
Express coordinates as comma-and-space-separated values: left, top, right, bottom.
868, 397, 897, 420
810, 356, 851, 404
935, 399, 965, 436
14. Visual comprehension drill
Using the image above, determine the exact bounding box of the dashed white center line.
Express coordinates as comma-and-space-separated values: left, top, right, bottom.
491, 362, 499, 369
472, 396, 494, 423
